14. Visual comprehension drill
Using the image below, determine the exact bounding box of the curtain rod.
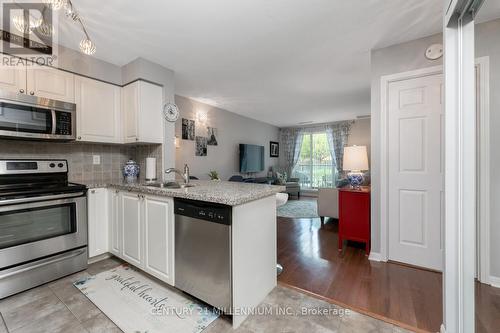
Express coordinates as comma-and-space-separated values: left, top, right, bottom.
280, 119, 355, 130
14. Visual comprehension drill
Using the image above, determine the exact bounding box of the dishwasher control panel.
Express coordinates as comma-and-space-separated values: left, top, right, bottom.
174, 198, 232, 225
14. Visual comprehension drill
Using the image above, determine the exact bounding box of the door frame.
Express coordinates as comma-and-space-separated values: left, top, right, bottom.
475, 56, 490, 285
378, 65, 443, 264
376, 59, 490, 279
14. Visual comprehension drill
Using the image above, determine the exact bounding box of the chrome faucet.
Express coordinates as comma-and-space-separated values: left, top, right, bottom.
165, 164, 190, 185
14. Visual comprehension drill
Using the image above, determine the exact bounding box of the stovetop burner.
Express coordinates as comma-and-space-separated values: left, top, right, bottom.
0, 159, 87, 200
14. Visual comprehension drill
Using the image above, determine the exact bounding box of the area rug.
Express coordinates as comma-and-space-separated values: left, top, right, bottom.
74, 264, 218, 333
277, 199, 319, 218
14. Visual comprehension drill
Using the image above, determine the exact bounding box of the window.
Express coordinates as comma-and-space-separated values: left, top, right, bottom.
293, 131, 336, 189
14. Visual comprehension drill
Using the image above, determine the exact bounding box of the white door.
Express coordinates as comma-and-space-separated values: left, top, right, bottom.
143, 195, 174, 285
121, 192, 143, 267
109, 189, 122, 257
0, 57, 26, 94
87, 188, 109, 258
75, 76, 121, 143
388, 73, 444, 271
26, 66, 74, 102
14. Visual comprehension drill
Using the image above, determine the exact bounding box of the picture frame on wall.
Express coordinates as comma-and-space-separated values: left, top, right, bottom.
270, 141, 279, 157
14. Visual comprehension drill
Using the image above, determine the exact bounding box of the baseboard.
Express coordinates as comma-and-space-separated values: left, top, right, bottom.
87, 252, 112, 264
489, 275, 500, 288
368, 252, 386, 262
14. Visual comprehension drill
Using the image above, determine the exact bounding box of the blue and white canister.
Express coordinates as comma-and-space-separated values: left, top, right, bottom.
123, 159, 140, 183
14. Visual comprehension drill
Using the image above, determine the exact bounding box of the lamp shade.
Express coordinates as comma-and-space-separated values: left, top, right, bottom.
343, 145, 369, 171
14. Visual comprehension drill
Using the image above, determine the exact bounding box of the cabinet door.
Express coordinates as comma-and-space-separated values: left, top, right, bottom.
75, 76, 121, 143
87, 188, 109, 258
26, 66, 74, 102
0, 56, 26, 93
122, 83, 138, 143
122, 81, 163, 144
120, 192, 143, 267
137, 81, 163, 143
143, 195, 174, 285
109, 189, 121, 257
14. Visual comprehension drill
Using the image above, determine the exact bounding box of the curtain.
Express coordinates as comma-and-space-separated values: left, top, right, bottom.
280, 127, 304, 178
325, 121, 354, 177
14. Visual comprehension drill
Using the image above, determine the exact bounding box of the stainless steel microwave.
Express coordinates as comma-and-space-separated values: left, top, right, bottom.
0, 90, 76, 141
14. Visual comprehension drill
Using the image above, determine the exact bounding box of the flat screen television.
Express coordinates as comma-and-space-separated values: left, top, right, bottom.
239, 144, 264, 173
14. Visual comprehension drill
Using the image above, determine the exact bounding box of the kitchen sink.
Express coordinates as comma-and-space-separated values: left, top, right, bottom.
142, 182, 194, 189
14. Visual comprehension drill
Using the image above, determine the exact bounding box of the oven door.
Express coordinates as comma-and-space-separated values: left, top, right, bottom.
0, 193, 87, 269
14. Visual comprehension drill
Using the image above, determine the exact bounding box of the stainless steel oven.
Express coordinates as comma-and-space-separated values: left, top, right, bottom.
0, 90, 76, 141
0, 160, 87, 298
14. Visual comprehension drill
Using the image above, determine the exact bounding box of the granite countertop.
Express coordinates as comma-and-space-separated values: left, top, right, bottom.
82, 180, 286, 206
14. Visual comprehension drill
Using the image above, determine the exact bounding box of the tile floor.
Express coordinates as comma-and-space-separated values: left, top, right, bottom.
0, 258, 414, 333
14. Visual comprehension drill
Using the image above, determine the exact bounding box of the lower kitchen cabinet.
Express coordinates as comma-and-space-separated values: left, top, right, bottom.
120, 192, 143, 268
109, 188, 121, 257
105, 190, 174, 285
143, 195, 174, 285
87, 188, 109, 258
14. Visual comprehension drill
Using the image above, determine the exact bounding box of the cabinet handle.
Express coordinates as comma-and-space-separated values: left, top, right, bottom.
19, 89, 24, 93
29, 91, 34, 95
78, 136, 81, 140
91, 190, 95, 194
115, 190, 119, 194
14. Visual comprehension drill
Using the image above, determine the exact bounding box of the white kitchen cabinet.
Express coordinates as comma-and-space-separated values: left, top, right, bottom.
120, 191, 143, 267
109, 188, 121, 257
26, 66, 75, 102
0, 56, 26, 94
75, 76, 121, 143
143, 195, 174, 285
87, 188, 109, 258
122, 81, 163, 144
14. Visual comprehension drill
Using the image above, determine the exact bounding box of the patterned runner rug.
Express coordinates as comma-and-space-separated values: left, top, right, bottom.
74, 264, 218, 333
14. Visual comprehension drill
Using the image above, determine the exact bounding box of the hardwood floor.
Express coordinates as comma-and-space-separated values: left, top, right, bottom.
277, 197, 500, 333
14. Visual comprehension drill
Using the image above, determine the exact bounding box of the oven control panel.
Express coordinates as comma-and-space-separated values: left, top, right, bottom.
0, 160, 68, 174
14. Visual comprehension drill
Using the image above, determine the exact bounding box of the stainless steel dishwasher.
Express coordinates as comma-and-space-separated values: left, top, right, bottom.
174, 198, 232, 311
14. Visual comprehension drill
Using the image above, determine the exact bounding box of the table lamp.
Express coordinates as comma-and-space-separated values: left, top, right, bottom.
343, 145, 369, 189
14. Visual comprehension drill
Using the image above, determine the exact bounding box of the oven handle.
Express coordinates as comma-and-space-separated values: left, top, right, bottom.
0, 248, 86, 280
0, 191, 86, 206
51, 109, 57, 135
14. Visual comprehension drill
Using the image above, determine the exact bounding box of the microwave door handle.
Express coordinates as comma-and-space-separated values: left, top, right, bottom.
51, 109, 56, 135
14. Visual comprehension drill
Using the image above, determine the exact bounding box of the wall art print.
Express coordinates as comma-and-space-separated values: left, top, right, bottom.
195, 136, 207, 156
207, 127, 218, 146
182, 118, 195, 140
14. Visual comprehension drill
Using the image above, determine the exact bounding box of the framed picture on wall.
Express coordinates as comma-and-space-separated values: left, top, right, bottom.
270, 141, 279, 157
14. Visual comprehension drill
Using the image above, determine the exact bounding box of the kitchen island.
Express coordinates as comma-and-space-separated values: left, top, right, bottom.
85, 180, 285, 328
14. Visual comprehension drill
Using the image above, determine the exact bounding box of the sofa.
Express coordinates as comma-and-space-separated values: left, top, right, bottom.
284, 178, 301, 198
317, 188, 339, 225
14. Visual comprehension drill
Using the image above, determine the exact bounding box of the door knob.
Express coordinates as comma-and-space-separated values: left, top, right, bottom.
78, 136, 81, 140
19, 89, 24, 93
29, 91, 34, 95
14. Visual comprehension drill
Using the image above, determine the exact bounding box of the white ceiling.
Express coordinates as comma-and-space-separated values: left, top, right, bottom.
56, 1, 449, 127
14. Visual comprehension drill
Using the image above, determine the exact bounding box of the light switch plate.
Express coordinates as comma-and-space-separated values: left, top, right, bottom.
92, 155, 101, 165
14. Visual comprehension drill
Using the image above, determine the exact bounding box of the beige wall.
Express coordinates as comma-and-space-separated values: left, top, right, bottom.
370, 18, 500, 279
174, 95, 280, 180
370, 33, 443, 254
348, 118, 371, 162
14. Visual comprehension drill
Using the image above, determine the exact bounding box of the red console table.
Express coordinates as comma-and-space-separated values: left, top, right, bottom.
338, 187, 371, 255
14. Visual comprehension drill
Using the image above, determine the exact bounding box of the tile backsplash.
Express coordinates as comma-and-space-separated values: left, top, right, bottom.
0, 140, 163, 183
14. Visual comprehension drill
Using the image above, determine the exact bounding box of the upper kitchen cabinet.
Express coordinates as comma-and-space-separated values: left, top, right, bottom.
0, 56, 26, 94
122, 80, 163, 144
26, 66, 75, 103
75, 76, 122, 143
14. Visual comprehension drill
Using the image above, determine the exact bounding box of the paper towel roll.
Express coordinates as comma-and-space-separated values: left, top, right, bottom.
145, 157, 157, 181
